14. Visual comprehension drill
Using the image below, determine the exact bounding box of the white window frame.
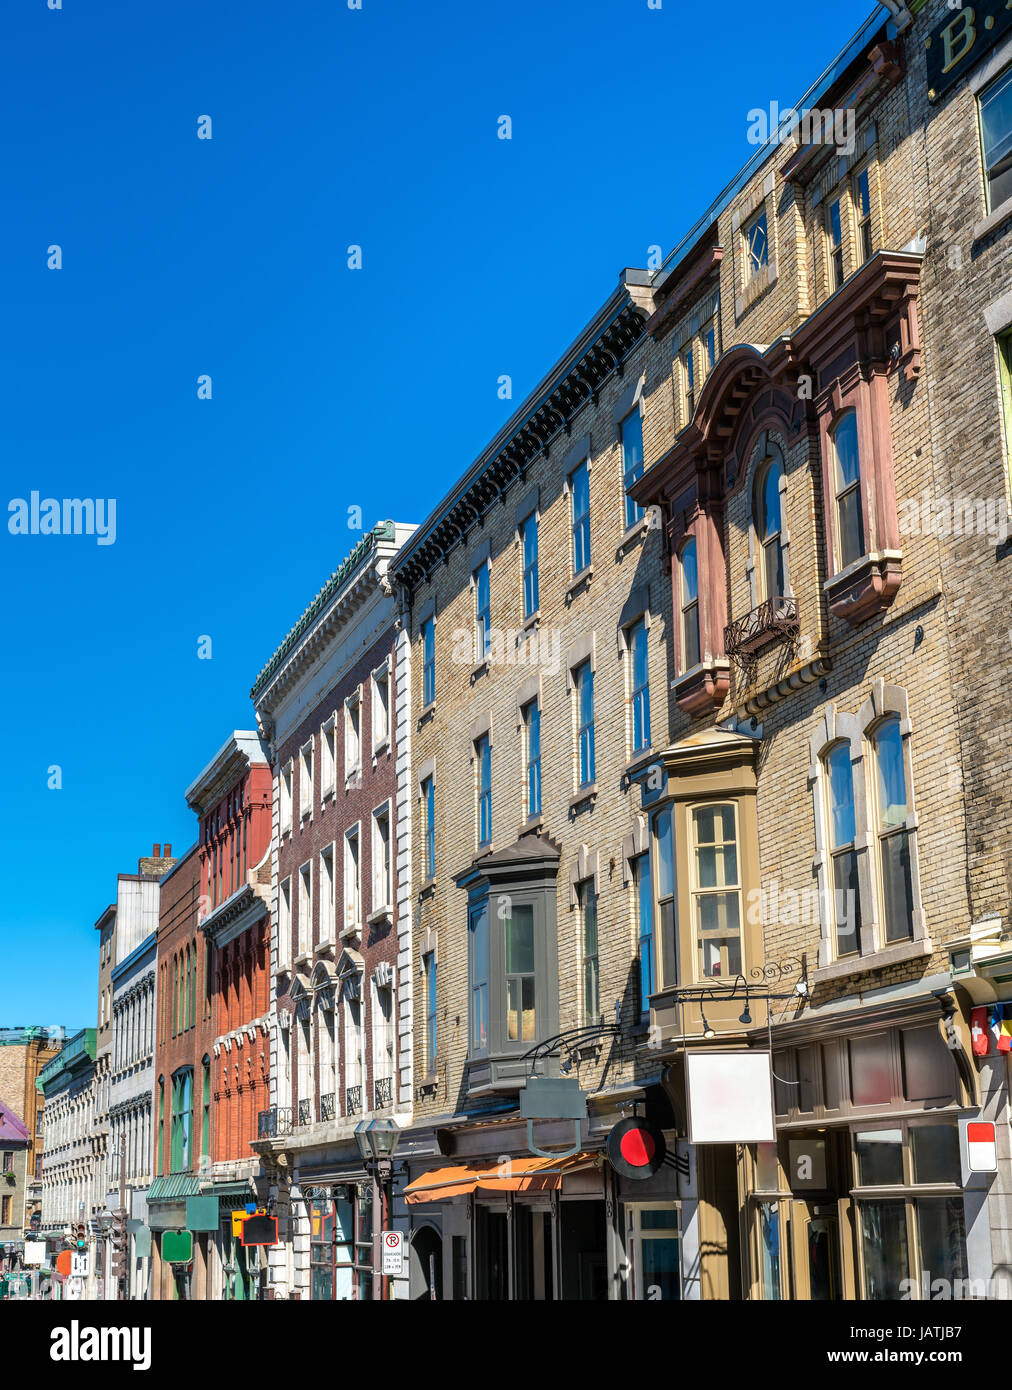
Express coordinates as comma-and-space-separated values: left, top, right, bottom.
344, 823, 362, 934
371, 801, 392, 916
345, 689, 362, 781
299, 739, 314, 823
280, 762, 293, 837
320, 715, 336, 800
278, 877, 292, 971
297, 861, 312, 960
319, 842, 336, 947
372, 661, 391, 754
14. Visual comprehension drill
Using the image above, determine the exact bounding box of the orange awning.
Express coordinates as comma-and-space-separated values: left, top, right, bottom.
404, 1152, 598, 1204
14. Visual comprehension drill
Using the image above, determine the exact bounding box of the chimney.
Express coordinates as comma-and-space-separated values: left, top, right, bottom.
163, 843, 172, 858
152, 843, 161, 858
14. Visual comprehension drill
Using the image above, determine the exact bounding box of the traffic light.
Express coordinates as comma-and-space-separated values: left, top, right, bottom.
109, 1207, 128, 1280
75, 1223, 87, 1251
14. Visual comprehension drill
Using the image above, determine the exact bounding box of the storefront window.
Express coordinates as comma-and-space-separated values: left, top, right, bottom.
310, 1186, 374, 1300
910, 1124, 960, 1185
757, 1202, 783, 1300
860, 1199, 908, 1300
627, 1205, 681, 1300
854, 1128, 903, 1186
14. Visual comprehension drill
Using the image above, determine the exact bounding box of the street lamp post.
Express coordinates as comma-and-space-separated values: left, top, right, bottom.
353, 1119, 400, 1301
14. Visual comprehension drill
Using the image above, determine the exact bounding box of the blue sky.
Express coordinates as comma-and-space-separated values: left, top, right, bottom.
0, 0, 877, 1026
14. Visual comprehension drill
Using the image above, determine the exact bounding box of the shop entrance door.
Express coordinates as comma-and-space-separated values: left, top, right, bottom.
790, 1202, 843, 1300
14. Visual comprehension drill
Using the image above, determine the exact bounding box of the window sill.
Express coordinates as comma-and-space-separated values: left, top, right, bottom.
566, 565, 593, 602
519, 814, 543, 837
315, 938, 336, 957
340, 924, 361, 943
520, 610, 540, 636
293, 951, 311, 969
671, 659, 731, 714
618, 515, 650, 552
345, 765, 362, 785
367, 905, 392, 926
625, 747, 655, 779
470, 657, 490, 681
320, 784, 335, 803
824, 549, 902, 627
569, 783, 598, 814
973, 194, 1012, 244
372, 737, 390, 758
419, 877, 436, 897
274, 962, 292, 980
813, 934, 933, 985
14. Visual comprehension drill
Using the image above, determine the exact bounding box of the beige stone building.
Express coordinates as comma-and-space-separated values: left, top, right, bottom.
385, 0, 1012, 1300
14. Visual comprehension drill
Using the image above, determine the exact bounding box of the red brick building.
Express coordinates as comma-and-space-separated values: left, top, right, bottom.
149, 843, 210, 1298
185, 731, 273, 1301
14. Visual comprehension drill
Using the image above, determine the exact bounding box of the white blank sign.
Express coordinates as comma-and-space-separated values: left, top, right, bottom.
686, 1050, 776, 1144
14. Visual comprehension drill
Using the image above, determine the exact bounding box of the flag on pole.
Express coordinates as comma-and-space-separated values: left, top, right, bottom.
972, 1006, 989, 1056
999, 1005, 1012, 1054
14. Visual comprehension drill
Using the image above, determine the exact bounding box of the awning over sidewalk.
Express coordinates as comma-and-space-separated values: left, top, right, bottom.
404, 1152, 598, 1204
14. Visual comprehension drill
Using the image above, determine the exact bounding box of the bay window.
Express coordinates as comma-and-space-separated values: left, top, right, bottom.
468, 901, 490, 1056
504, 902, 536, 1043
690, 803, 742, 980
679, 539, 700, 670
831, 410, 864, 570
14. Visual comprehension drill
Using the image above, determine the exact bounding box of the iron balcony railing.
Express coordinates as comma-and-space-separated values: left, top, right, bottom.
297, 1099, 312, 1128
374, 1077, 393, 1109
723, 595, 799, 658
257, 1106, 294, 1140
346, 1086, 362, 1116
320, 1092, 336, 1122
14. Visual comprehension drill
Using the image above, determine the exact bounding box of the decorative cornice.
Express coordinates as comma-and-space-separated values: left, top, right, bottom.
199, 882, 269, 949
391, 294, 650, 588
250, 522, 397, 707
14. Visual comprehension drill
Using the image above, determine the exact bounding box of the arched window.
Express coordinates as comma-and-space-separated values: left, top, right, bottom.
831, 411, 864, 569
201, 1056, 211, 1164
870, 717, 914, 943
754, 446, 786, 600
184, 946, 191, 1033
823, 742, 860, 957
172, 955, 180, 1037
679, 538, 700, 670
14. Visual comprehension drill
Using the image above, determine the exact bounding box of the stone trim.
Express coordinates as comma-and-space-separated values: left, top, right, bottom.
622, 815, 649, 886
469, 537, 491, 574
560, 434, 592, 478
612, 374, 646, 429
565, 634, 597, 690
469, 710, 491, 744
514, 486, 539, 529
568, 845, 600, 909
514, 673, 541, 724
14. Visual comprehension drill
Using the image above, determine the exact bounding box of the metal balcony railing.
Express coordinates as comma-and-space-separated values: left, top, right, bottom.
320, 1092, 336, 1122
346, 1086, 362, 1116
723, 595, 799, 658
257, 1106, 294, 1139
374, 1077, 393, 1109
297, 1099, 312, 1128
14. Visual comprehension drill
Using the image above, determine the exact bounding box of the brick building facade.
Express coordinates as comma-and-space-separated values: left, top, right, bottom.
0, 1026, 63, 1240
251, 520, 416, 1300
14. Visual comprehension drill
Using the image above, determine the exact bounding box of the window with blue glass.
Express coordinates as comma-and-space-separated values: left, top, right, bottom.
576, 662, 595, 787
422, 775, 435, 880
468, 900, 489, 1055
524, 699, 541, 819
425, 952, 437, 1074
475, 560, 491, 661
621, 409, 645, 529
634, 853, 654, 1013
571, 460, 591, 575
422, 616, 435, 707
522, 513, 539, 619
630, 617, 651, 752
476, 734, 492, 846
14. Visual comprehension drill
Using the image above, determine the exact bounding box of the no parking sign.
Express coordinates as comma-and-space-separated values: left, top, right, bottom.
381, 1230, 403, 1275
